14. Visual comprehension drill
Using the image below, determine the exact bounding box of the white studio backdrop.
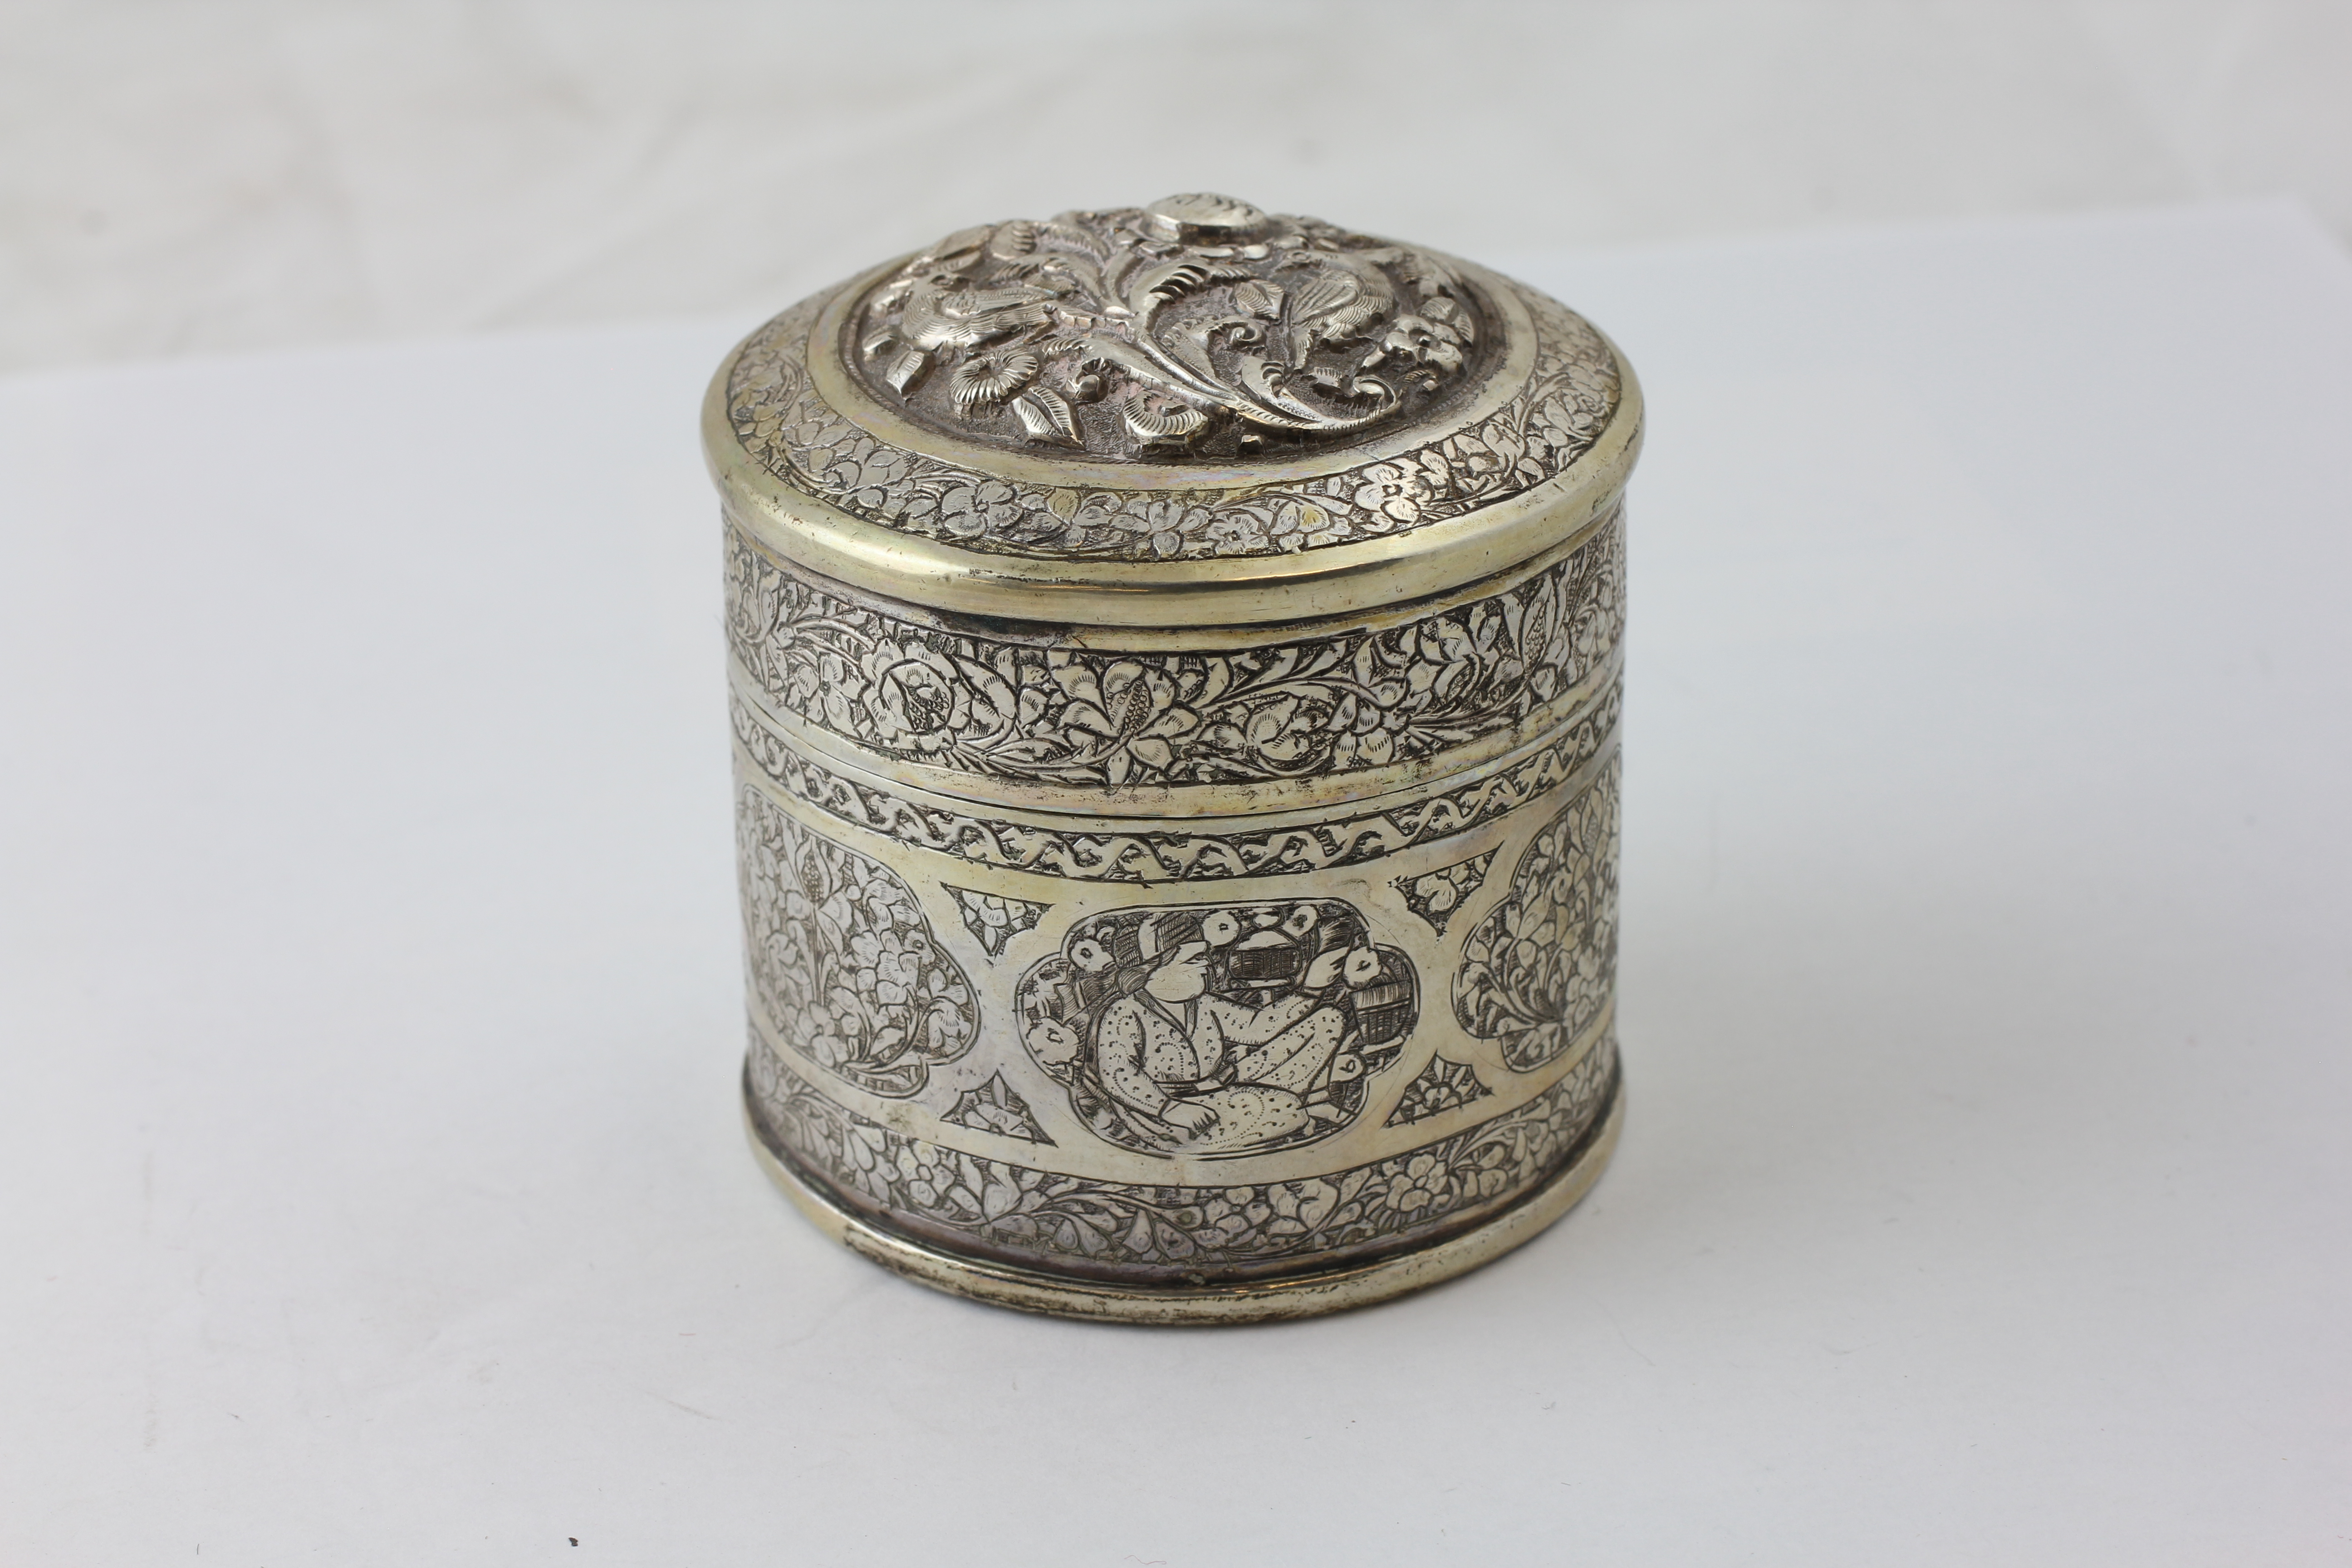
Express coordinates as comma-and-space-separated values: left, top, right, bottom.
3, 0, 2350, 372
1, 203, 2348, 1563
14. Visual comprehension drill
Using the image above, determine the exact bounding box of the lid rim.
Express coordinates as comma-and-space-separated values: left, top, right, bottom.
703, 254, 1640, 630
708, 387, 1639, 630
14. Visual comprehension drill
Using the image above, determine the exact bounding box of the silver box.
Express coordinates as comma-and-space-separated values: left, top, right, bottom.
705, 194, 1641, 1321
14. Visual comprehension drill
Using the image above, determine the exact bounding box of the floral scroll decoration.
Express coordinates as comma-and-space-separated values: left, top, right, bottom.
731, 681, 1622, 889
943, 884, 1049, 960
749, 1028, 1617, 1278
1014, 900, 1418, 1160
723, 236, 1620, 564
737, 789, 978, 1097
941, 1073, 1054, 1146
724, 511, 1622, 789
852, 195, 1488, 464
1452, 759, 1621, 1073
1393, 850, 1498, 936
1384, 1056, 1493, 1127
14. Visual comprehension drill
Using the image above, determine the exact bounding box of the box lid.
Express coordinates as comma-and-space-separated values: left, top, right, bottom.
703, 193, 1640, 628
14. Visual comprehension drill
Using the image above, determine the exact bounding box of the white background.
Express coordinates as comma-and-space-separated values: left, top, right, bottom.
4, 0, 2352, 372
4, 201, 2349, 1563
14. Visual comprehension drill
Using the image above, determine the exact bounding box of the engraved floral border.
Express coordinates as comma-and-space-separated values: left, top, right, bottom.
730, 679, 1622, 885
748, 1026, 1617, 1277
723, 282, 1620, 562
725, 510, 1622, 788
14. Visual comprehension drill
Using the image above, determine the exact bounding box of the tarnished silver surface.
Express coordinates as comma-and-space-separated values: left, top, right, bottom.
705, 196, 1642, 1321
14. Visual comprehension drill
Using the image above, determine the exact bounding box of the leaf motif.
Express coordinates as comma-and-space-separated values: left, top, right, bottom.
1163, 321, 1218, 382
880, 347, 929, 392
953, 655, 1019, 722
1232, 279, 1283, 318
1286, 264, 1357, 322
1063, 701, 1117, 736
1036, 250, 1110, 306
1012, 388, 1082, 447
991, 739, 1074, 763
1073, 331, 1198, 400
987, 220, 1036, 261
1128, 259, 1250, 310
1120, 397, 1207, 443
1300, 643, 1347, 678
1040, 218, 1112, 261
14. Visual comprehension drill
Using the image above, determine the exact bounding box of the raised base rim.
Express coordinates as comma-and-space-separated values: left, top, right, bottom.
743, 1075, 1625, 1325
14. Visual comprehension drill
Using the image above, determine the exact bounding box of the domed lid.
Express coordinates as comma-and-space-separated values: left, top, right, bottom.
703, 194, 1640, 628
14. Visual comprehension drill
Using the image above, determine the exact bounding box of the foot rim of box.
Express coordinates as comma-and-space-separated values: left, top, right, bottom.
744, 1075, 1624, 1326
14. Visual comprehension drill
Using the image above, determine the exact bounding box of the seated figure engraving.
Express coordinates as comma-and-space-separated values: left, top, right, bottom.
1018, 901, 1418, 1158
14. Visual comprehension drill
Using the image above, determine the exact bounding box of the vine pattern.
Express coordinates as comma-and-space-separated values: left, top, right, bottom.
738, 796, 978, 1097
749, 1029, 1617, 1275
724, 274, 1619, 562
1453, 758, 1622, 1072
725, 512, 1623, 787
1393, 850, 1498, 936
730, 682, 1621, 886
1384, 1056, 1494, 1127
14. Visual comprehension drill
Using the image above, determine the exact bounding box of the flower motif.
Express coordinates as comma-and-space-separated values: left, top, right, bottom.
821, 435, 915, 513
1053, 658, 1202, 784
1068, 494, 1134, 534
857, 640, 971, 753
740, 803, 978, 1098
730, 248, 1623, 564
1377, 314, 1466, 376
1203, 508, 1290, 555
1139, 498, 1213, 558
725, 556, 782, 648
1444, 431, 1506, 482
1452, 781, 1618, 1071
1025, 1017, 1081, 1067
1074, 495, 1213, 557
1330, 727, 1397, 768
949, 349, 1040, 412
1387, 1154, 1450, 1216
755, 1019, 1618, 1275
938, 479, 1027, 539
1412, 872, 1461, 914
1201, 910, 1241, 947
1352, 461, 1430, 524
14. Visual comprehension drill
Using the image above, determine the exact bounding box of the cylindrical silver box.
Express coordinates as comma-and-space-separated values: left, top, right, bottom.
705, 194, 1640, 1322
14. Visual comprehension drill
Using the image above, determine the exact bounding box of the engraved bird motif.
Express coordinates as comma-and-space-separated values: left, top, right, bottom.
896, 276, 1055, 353
1277, 250, 1396, 368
